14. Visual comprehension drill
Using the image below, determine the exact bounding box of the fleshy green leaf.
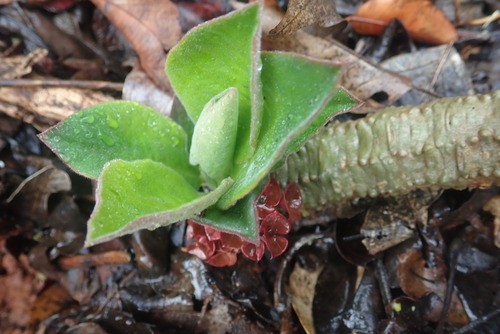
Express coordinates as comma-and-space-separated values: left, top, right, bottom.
38, 101, 199, 186
284, 88, 358, 156
190, 87, 239, 185
166, 3, 262, 163
217, 52, 343, 209
196, 187, 259, 241
85, 159, 233, 246
170, 98, 195, 148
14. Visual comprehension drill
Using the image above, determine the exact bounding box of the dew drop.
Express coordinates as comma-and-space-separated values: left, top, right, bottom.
171, 136, 180, 146
147, 118, 157, 127
83, 114, 95, 124
98, 134, 115, 146
107, 117, 119, 129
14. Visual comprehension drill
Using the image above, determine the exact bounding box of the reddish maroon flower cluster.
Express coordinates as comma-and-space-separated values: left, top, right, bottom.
184, 179, 302, 267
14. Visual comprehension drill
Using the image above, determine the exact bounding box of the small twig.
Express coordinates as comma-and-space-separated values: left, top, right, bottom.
5, 165, 53, 203
463, 10, 500, 27
93, 268, 137, 316
57, 250, 131, 270
435, 239, 460, 334
454, 0, 461, 25
430, 43, 454, 89
342, 233, 365, 242
452, 308, 500, 334
374, 257, 393, 318
345, 16, 388, 28
0, 79, 123, 91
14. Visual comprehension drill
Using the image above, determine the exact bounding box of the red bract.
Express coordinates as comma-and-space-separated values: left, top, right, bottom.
259, 178, 282, 207
206, 251, 237, 267
262, 235, 288, 259
205, 226, 222, 241
220, 233, 243, 251
261, 211, 291, 235
241, 241, 266, 262
183, 179, 302, 266
281, 182, 303, 221
256, 178, 282, 219
186, 221, 205, 240
260, 211, 290, 258
185, 235, 214, 260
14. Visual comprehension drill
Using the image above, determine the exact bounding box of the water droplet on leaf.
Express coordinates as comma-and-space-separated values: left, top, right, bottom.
107, 117, 119, 129
83, 114, 95, 124
147, 118, 157, 127
98, 134, 115, 146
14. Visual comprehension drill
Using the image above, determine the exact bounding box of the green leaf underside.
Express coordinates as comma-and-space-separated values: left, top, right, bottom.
85, 159, 233, 246
196, 188, 259, 241
166, 3, 262, 163
39, 101, 199, 186
217, 52, 343, 209
190, 87, 239, 185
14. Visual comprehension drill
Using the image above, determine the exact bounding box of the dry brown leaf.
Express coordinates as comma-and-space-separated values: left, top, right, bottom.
21, 8, 95, 60
0, 86, 114, 129
261, 5, 412, 105
397, 249, 469, 324
483, 196, 500, 248
269, 0, 343, 38
350, 0, 458, 45
7, 158, 71, 223
90, 0, 181, 91
0, 236, 44, 334
123, 65, 174, 117
289, 262, 323, 334
28, 282, 73, 331
380, 45, 474, 105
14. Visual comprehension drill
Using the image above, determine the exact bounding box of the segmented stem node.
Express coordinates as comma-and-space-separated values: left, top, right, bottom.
276, 91, 500, 214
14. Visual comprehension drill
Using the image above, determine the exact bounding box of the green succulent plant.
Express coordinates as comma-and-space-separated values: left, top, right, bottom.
39, 2, 500, 250
39, 3, 355, 246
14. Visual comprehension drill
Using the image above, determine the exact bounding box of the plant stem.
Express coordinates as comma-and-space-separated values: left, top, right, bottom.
275, 91, 500, 214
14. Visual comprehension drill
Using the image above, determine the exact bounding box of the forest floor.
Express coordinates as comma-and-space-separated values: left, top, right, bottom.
0, 0, 499, 333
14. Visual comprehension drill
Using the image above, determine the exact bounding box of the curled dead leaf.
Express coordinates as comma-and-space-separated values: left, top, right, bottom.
7, 160, 71, 223
123, 65, 174, 117
397, 249, 469, 324
349, 0, 458, 44
90, 0, 181, 91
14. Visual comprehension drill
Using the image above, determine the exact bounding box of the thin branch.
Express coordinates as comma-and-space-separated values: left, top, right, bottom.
0, 79, 123, 91
5, 165, 53, 203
